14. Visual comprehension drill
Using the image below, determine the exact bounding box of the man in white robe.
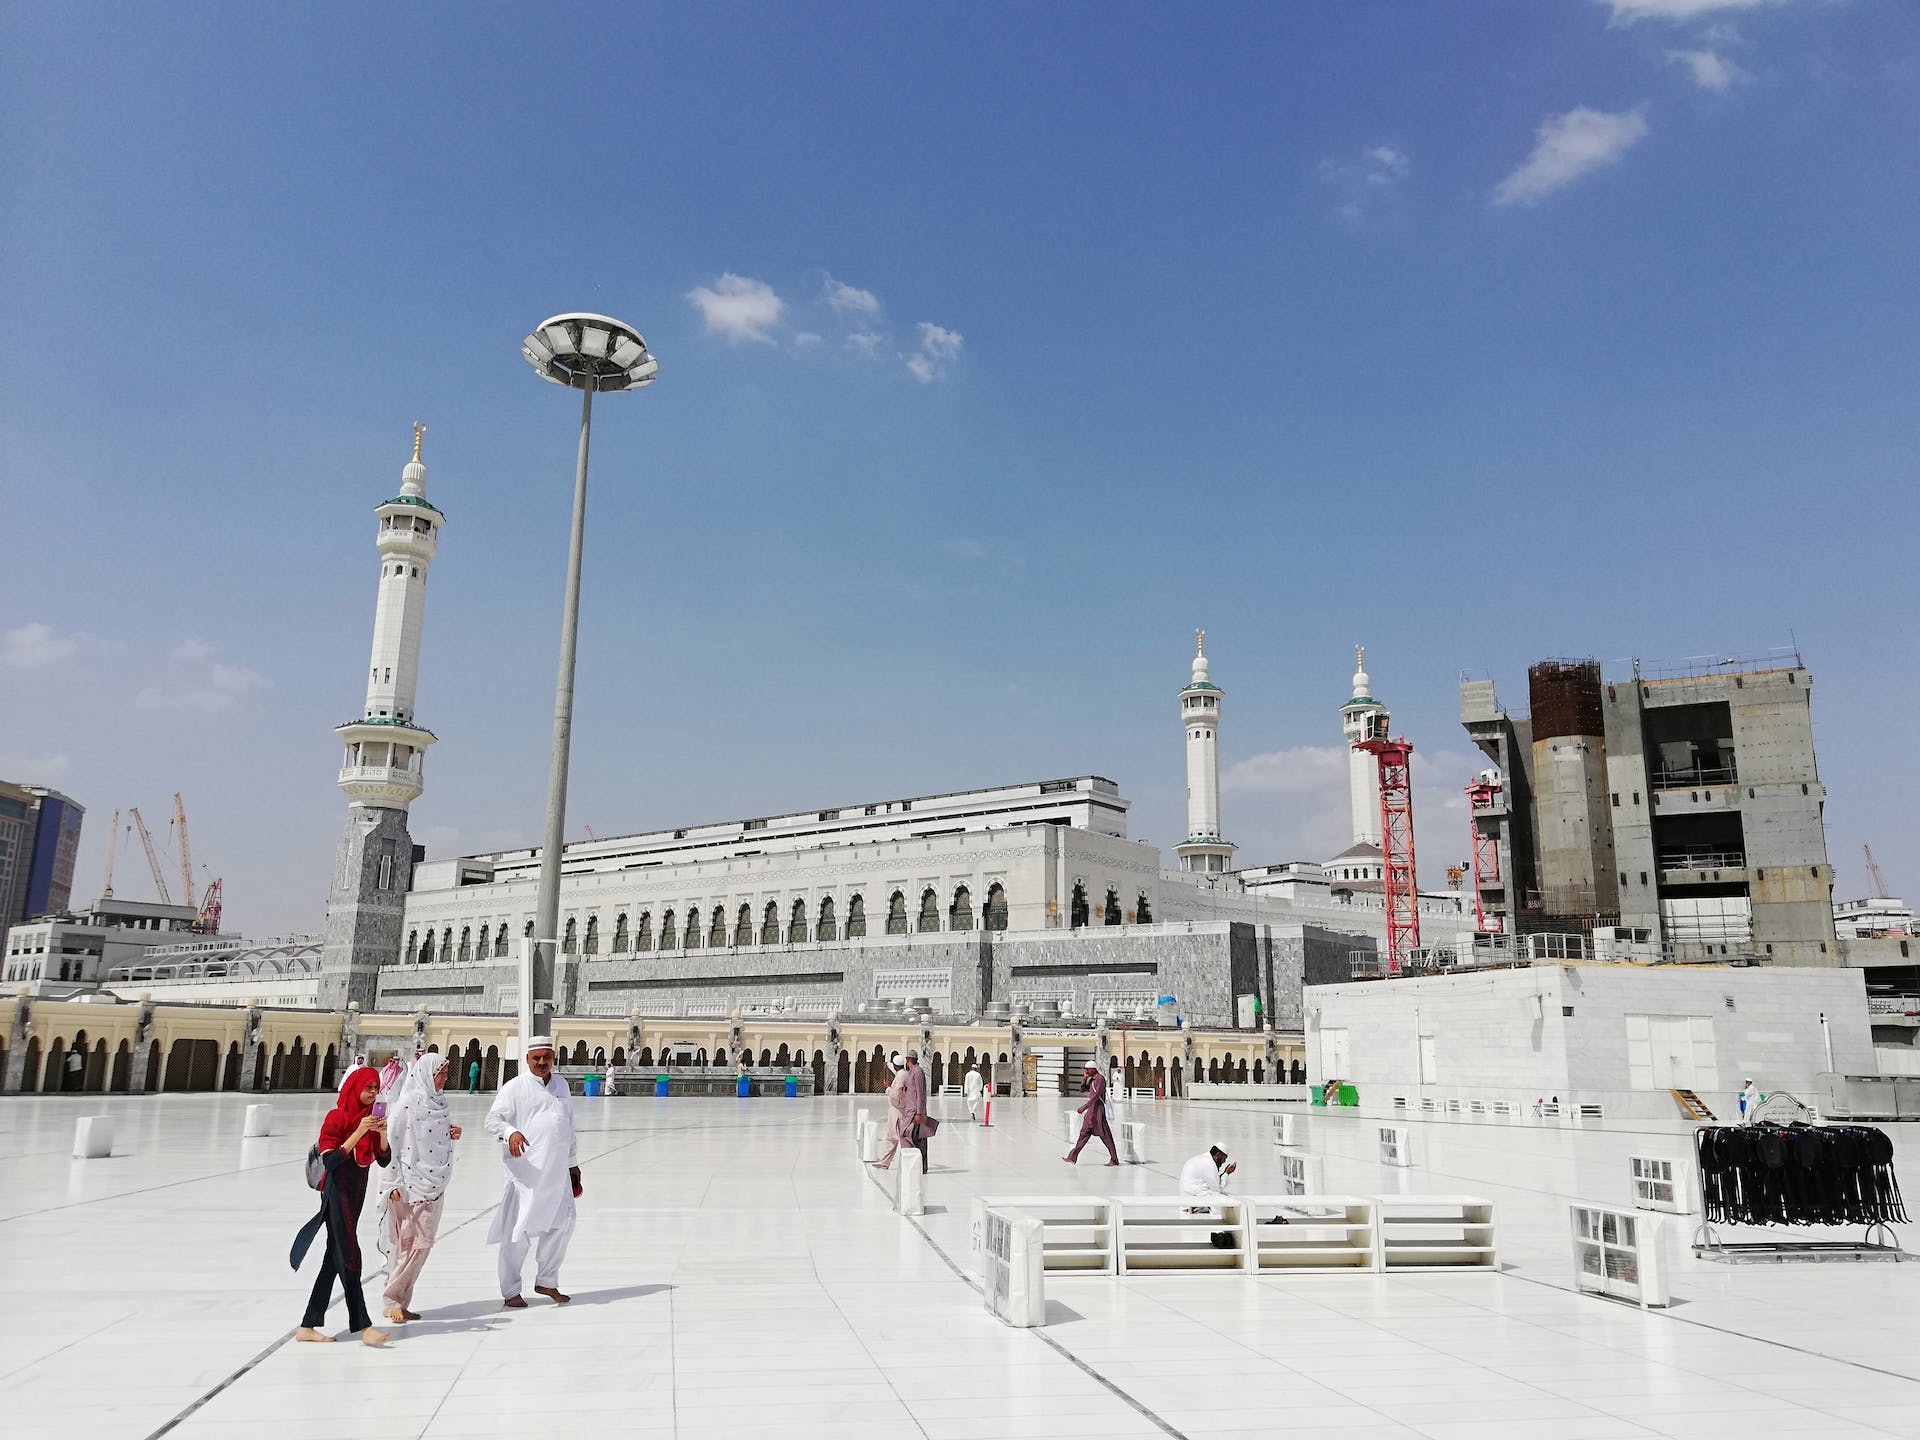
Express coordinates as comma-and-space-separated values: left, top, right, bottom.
484, 1037, 581, 1307
962, 1063, 985, 1124
1181, 1145, 1238, 1248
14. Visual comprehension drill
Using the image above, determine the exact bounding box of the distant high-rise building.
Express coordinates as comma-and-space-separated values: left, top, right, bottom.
0, 782, 85, 952
1462, 652, 1836, 965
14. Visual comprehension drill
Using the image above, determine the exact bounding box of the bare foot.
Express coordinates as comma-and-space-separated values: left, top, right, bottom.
295, 1327, 334, 1343
383, 1306, 419, 1323
534, 1285, 571, 1304
360, 1328, 390, 1347
503, 1295, 528, 1309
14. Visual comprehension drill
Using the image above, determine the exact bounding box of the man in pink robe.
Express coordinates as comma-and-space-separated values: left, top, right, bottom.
1064, 1061, 1119, 1166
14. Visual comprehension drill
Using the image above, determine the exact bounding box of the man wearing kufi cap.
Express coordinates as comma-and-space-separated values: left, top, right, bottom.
1064, 1060, 1119, 1166
483, 1037, 582, 1307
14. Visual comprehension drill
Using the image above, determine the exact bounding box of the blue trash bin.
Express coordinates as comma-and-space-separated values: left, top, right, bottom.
737, 1073, 751, 1097
583, 1075, 602, 1097
784, 1075, 798, 1098
655, 1074, 669, 1098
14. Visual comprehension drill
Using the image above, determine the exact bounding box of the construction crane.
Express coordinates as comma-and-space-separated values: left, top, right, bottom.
172, 793, 194, 912
1355, 716, 1420, 972
100, 809, 120, 899
1865, 845, 1891, 900
194, 877, 224, 935
129, 807, 172, 904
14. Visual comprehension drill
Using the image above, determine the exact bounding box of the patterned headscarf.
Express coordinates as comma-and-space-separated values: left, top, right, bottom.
387, 1052, 455, 1203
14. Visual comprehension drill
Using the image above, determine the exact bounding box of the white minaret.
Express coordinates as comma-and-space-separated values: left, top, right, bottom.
318, 426, 446, 1010
1175, 629, 1235, 875
1340, 644, 1388, 847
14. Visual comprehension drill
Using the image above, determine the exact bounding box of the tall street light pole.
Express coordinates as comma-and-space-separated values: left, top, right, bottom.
517, 313, 658, 1045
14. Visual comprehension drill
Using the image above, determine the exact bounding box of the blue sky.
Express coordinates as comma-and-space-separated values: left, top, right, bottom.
3, 1, 1915, 934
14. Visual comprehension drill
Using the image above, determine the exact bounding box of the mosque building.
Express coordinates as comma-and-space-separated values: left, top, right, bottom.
312, 434, 1471, 1025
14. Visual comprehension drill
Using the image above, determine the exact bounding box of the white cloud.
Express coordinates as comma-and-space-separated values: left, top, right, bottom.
845, 330, 884, 355
135, 636, 272, 712
825, 277, 882, 316
1318, 143, 1413, 224
1668, 47, 1745, 90
1600, 0, 1767, 22
792, 331, 824, 349
685, 273, 785, 344
906, 321, 964, 383
1493, 106, 1650, 207
2, 622, 78, 667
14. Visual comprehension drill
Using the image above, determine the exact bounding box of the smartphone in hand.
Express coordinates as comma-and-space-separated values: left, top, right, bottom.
371, 1101, 387, 1120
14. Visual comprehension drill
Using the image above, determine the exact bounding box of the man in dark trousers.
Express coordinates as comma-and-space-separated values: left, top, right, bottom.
1064, 1060, 1119, 1166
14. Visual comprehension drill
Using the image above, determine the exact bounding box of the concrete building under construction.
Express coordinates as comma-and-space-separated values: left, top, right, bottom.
1461, 651, 1838, 966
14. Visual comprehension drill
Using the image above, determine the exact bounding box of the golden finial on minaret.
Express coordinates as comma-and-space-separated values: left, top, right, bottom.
411, 422, 426, 463
1196, 628, 1206, 657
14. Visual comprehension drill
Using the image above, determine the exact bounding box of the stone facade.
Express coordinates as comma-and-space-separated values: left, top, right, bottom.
318, 805, 417, 1010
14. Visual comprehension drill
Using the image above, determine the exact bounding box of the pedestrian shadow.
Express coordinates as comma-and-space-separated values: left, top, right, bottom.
400, 1284, 672, 1335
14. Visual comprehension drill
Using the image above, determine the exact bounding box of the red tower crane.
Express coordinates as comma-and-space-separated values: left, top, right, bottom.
1356, 726, 1419, 971
1465, 777, 1504, 934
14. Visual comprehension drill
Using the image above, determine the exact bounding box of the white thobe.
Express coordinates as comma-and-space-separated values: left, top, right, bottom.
963, 1070, 985, 1121
1180, 1152, 1230, 1216
484, 1071, 578, 1295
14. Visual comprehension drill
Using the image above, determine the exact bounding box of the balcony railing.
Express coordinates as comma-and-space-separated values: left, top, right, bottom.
1868, 995, 1920, 1017
1652, 762, 1737, 788
1659, 850, 1746, 872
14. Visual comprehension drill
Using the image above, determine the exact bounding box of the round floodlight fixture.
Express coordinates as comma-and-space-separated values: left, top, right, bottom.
522, 312, 659, 392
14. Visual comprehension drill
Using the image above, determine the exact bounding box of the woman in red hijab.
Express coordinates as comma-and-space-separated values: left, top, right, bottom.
294, 1065, 392, 1345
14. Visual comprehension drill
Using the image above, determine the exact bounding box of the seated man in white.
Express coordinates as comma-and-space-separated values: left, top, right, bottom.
1181, 1145, 1238, 1248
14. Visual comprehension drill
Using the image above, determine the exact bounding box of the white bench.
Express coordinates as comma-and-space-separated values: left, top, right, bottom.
72, 1116, 113, 1160
1375, 1194, 1498, 1270
973, 1195, 1118, 1273
1114, 1196, 1251, 1273
1246, 1195, 1376, 1271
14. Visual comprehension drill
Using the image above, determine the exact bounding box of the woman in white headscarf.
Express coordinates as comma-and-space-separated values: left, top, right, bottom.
378, 1051, 461, 1322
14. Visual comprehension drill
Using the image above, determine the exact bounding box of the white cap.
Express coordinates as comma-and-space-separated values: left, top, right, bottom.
890, 1052, 903, 1067
525, 1035, 556, 1056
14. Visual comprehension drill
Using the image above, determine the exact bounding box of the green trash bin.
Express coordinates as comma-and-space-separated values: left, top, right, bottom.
1337, 1083, 1358, 1107
784, 1075, 798, 1098
1310, 1087, 1325, 1107
737, 1073, 752, 1097
655, 1074, 669, 1097
582, 1074, 602, 1097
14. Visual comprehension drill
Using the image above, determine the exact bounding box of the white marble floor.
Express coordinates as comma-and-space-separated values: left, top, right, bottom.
2, 1091, 1916, 1440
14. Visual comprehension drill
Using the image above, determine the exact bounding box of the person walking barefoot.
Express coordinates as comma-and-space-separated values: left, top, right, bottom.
292, 1066, 391, 1346
379, 1052, 461, 1323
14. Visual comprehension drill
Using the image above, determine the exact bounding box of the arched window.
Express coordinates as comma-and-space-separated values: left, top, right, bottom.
917, 888, 940, 932
684, 907, 701, 949
523, 920, 535, 945
761, 901, 780, 946
817, 895, 837, 942
707, 907, 726, 949
788, 898, 809, 944
659, 910, 677, 949
985, 884, 1008, 930
562, 918, 578, 955
477, 923, 490, 958
886, 891, 908, 935
1103, 888, 1122, 926
584, 916, 600, 955
634, 911, 652, 952
406, 929, 418, 964
949, 885, 974, 931
1135, 894, 1152, 924
1070, 882, 1089, 929
612, 913, 629, 953
419, 930, 435, 964
441, 927, 453, 961
458, 926, 472, 962
847, 894, 867, 938
734, 903, 753, 947
495, 924, 509, 958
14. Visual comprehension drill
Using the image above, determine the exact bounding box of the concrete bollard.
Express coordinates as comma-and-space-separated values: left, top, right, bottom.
896, 1157, 925, 1216
1119, 1121, 1145, 1165
859, 1119, 881, 1164
980, 1210, 1047, 1328
243, 1104, 274, 1138
72, 1116, 113, 1160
